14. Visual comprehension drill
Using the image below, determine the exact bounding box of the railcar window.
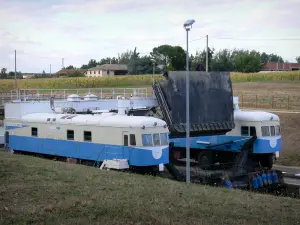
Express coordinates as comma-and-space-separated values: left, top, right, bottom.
130, 134, 136, 146
270, 126, 275, 136
67, 130, 74, 140
261, 126, 270, 136
153, 133, 160, 145
250, 126, 256, 136
142, 134, 153, 146
84, 131, 92, 142
124, 135, 128, 146
241, 126, 249, 136
160, 133, 168, 145
275, 125, 280, 136
31, 127, 38, 137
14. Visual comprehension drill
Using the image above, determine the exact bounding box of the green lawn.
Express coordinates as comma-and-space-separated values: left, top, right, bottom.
0, 151, 299, 225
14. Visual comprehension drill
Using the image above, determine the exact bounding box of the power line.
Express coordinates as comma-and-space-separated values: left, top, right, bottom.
209, 37, 300, 41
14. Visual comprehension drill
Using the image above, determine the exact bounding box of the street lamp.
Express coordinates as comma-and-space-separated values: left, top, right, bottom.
150, 58, 156, 98
183, 19, 195, 184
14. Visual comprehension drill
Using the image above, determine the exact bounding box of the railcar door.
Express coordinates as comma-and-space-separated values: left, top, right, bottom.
122, 131, 129, 159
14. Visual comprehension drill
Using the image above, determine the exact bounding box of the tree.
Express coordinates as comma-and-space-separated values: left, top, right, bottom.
260, 52, 269, 64
296, 56, 300, 63
118, 50, 133, 65
128, 47, 140, 75
268, 53, 284, 63
66, 65, 75, 69
191, 47, 214, 71
1, 68, 7, 79
233, 50, 261, 73
150, 45, 186, 70
211, 49, 234, 71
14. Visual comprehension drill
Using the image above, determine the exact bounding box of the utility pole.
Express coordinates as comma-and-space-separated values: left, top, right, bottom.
62, 58, 64, 69
14, 49, 18, 98
14, 50, 17, 89
206, 35, 208, 72
50, 64, 52, 76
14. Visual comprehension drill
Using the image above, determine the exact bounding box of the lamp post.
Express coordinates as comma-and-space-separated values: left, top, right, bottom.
183, 19, 195, 184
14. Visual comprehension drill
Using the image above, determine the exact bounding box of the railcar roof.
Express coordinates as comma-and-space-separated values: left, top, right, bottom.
234, 110, 279, 122
21, 113, 167, 128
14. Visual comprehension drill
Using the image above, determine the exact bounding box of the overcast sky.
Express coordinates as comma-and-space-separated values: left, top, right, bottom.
0, 0, 299, 73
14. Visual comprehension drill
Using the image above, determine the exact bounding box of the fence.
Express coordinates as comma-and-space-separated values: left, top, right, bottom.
236, 93, 300, 110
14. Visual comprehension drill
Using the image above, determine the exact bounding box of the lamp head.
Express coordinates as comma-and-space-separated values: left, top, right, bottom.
184, 19, 195, 31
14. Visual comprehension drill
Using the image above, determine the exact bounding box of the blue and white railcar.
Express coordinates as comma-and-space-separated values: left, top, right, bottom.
170, 110, 281, 168
4, 112, 169, 167
227, 110, 281, 155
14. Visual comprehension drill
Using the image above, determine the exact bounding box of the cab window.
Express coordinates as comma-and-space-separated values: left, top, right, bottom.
275, 125, 280, 136
142, 134, 153, 146
160, 133, 168, 145
270, 126, 275, 136
153, 133, 160, 145
261, 126, 270, 136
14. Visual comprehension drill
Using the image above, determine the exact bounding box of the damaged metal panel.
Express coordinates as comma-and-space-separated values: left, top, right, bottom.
153, 71, 235, 137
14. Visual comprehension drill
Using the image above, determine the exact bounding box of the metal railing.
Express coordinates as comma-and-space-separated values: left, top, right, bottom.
0, 88, 151, 104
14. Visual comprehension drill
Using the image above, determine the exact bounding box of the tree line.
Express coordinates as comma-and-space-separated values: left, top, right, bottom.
1, 46, 300, 79
67, 46, 300, 75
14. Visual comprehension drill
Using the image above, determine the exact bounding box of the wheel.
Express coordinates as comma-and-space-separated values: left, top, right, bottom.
197, 151, 212, 170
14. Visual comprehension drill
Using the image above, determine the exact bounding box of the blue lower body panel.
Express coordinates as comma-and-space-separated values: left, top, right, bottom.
9, 135, 169, 166
170, 135, 282, 154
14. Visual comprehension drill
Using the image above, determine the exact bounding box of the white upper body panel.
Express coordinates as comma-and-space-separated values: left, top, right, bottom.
20, 112, 167, 128
234, 110, 279, 122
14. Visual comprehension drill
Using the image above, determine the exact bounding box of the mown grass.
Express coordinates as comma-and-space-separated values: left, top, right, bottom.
0, 151, 299, 225
0, 71, 300, 92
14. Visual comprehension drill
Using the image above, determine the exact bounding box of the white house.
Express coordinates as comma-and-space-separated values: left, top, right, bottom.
86, 64, 128, 77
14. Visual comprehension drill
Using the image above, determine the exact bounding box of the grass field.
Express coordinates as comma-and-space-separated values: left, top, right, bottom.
0, 151, 299, 225
0, 71, 300, 92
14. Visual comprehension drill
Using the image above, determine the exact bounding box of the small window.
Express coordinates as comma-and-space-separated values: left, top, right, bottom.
107, 70, 110, 75
261, 126, 270, 136
270, 126, 275, 136
67, 130, 74, 140
153, 133, 160, 145
250, 126, 256, 136
275, 125, 280, 136
31, 127, 38, 137
241, 126, 249, 136
47, 118, 50, 121
52, 118, 56, 122
84, 131, 92, 142
142, 134, 153, 146
124, 135, 128, 146
130, 134, 136, 146
61, 115, 69, 119
160, 133, 168, 145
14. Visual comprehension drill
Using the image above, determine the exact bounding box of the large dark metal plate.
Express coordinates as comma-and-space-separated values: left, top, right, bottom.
153, 71, 235, 137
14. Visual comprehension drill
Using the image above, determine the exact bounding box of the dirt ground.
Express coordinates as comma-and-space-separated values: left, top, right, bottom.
233, 82, 300, 96
274, 112, 300, 166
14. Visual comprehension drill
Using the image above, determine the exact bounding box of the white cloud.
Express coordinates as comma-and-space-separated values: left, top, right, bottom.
0, 0, 299, 73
